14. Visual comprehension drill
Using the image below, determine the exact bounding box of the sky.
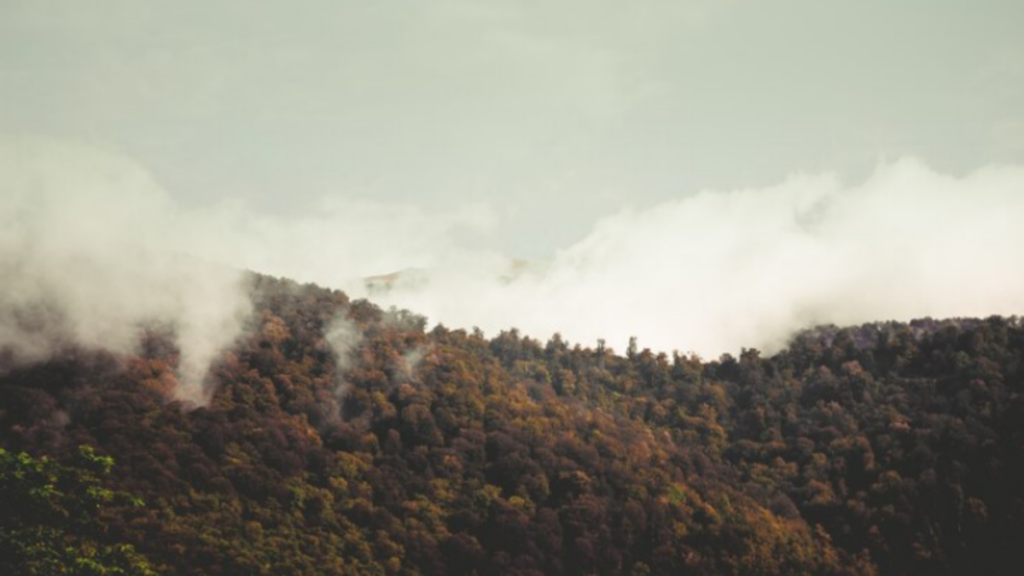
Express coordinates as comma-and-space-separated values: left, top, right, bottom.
3, 0, 1023, 257
3, 0, 1024, 389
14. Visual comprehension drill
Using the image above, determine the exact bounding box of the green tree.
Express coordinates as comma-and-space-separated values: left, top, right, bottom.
0, 445, 156, 576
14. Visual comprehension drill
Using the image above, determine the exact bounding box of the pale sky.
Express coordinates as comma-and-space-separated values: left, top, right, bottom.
3, 0, 1023, 259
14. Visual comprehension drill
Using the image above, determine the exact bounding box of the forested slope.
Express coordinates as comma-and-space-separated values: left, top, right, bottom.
2, 274, 1022, 576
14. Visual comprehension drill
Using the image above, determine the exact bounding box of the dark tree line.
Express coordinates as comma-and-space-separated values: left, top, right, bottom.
1, 273, 1022, 575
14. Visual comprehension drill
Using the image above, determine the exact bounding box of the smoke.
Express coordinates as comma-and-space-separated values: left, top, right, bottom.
369, 158, 1024, 357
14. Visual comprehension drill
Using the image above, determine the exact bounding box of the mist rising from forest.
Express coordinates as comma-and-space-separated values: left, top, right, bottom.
2, 137, 1023, 403
375, 157, 1024, 357
0, 139, 251, 403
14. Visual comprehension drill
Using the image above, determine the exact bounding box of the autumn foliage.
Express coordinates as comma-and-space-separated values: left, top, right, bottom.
1, 274, 1022, 575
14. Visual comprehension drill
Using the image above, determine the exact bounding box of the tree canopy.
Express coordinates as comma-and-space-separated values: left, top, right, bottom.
1, 274, 1022, 575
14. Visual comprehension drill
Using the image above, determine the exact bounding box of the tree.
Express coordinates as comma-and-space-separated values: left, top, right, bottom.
0, 446, 156, 576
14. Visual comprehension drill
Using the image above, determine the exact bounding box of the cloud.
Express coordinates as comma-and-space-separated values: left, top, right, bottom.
0, 136, 493, 402
0, 137, 251, 403
368, 158, 1024, 357
4, 136, 1023, 383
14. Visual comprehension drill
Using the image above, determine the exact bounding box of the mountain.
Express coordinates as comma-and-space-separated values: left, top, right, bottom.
2, 273, 1023, 576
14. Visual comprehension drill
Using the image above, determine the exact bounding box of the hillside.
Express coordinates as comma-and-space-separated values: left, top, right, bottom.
2, 273, 1022, 576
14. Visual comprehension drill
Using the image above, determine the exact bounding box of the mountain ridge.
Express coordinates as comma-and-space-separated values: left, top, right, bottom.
1, 272, 1022, 576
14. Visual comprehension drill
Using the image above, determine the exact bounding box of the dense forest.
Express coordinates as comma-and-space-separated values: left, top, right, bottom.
2, 274, 1022, 575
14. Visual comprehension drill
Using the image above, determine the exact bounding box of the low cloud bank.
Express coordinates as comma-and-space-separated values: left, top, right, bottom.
372, 158, 1024, 357
0, 137, 491, 403
3, 137, 1023, 395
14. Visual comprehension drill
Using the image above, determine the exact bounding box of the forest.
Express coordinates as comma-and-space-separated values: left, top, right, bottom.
1, 273, 1022, 576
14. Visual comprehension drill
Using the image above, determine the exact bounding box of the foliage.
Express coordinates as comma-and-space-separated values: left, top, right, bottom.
0, 445, 155, 575
1, 274, 1022, 575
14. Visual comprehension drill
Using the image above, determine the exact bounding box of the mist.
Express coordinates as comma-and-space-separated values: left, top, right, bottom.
0, 138, 250, 403
325, 313, 362, 400
0, 137, 492, 404
3, 138, 1023, 387
370, 158, 1024, 357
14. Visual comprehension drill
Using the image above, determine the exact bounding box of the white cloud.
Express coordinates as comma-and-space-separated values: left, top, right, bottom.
0, 137, 251, 403
370, 158, 1024, 357
4, 137, 1023, 387
0, 137, 495, 402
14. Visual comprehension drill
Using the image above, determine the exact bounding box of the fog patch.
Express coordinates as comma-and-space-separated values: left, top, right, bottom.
325, 314, 363, 399
0, 137, 250, 404
6, 136, 1022, 371
370, 159, 1024, 358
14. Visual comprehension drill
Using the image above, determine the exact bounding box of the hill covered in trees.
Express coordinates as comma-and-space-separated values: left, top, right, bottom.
1, 274, 1022, 576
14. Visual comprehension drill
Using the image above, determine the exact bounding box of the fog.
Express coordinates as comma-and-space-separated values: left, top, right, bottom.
0, 138, 250, 403
374, 158, 1024, 357
3, 139, 1023, 383
0, 138, 493, 403
325, 314, 363, 400
4, 1, 1024, 380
